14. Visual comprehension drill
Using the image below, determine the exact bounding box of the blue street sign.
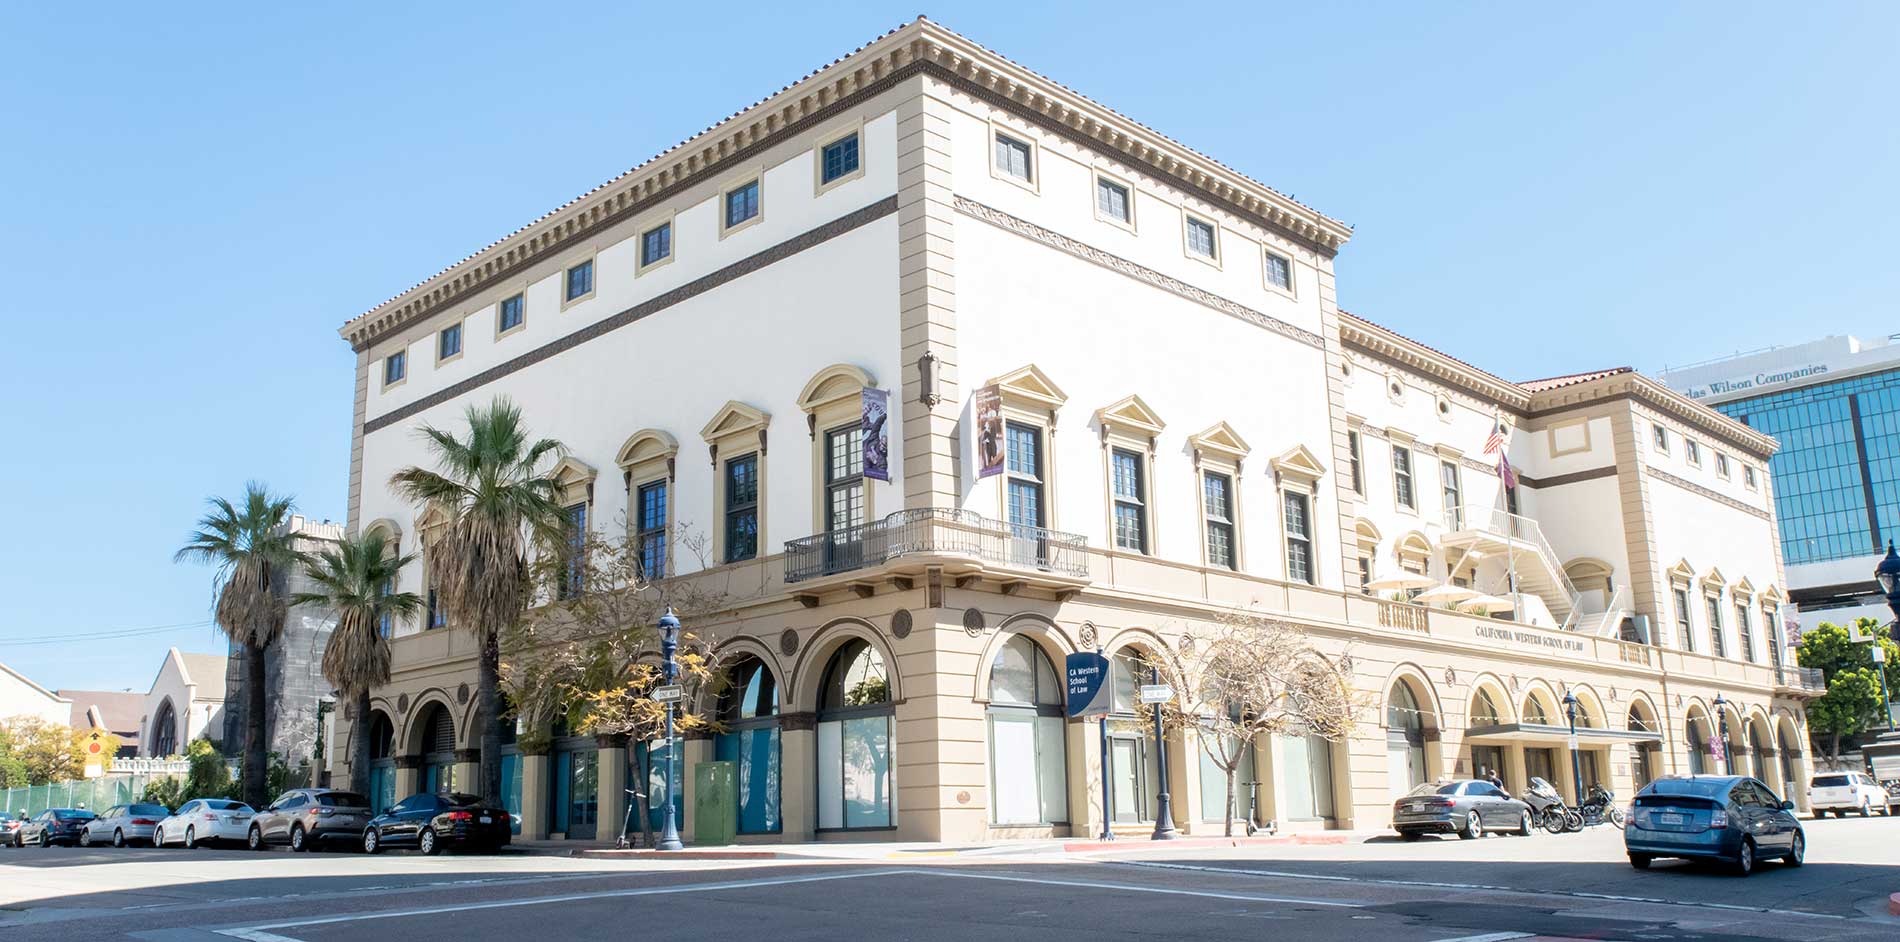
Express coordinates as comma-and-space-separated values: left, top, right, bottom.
1066, 651, 1112, 718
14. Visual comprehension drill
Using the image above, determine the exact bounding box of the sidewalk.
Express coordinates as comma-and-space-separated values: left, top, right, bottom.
511, 828, 1382, 861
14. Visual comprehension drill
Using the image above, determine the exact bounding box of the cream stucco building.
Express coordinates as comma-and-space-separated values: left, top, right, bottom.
333, 18, 1821, 843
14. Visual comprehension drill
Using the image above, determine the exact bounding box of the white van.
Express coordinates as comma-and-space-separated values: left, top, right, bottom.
1808, 771, 1892, 817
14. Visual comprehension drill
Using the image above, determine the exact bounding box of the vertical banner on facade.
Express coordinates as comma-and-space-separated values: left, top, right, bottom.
861, 387, 890, 482
975, 383, 1005, 478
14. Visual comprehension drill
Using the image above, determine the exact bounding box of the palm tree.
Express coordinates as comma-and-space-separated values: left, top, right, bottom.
174, 483, 301, 808
390, 398, 566, 802
291, 530, 421, 798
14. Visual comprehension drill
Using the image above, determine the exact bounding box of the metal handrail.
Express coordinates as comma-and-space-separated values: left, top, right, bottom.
1774, 665, 1826, 693
783, 508, 1089, 583
1442, 505, 1584, 628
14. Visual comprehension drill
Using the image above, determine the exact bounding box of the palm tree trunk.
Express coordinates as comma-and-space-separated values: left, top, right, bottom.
478, 632, 503, 803
243, 640, 269, 808
349, 689, 373, 798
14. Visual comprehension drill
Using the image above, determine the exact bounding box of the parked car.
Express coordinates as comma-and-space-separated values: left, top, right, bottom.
154, 799, 255, 848
1807, 771, 1891, 817
1626, 775, 1803, 875
15, 809, 96, 847
0, 813, 26, 847
363, 792, 512, 855
81, 804, 171, 847
1393, 779, 1535, 840
247, 789, 373, 852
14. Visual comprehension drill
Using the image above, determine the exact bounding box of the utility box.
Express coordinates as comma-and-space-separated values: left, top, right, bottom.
694, 761, 737, 846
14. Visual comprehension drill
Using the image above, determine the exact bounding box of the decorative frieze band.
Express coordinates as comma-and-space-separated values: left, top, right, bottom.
1647, 467, 1773, 522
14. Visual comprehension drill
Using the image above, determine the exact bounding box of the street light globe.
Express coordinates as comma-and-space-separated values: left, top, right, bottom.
1876, 542, 1900, 596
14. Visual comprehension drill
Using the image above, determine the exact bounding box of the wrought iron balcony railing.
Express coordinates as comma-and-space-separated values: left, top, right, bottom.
784, 508, 1090, 584
1774, 665, 1827, 694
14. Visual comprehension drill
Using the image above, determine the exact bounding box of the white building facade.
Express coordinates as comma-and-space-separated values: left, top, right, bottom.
337, 19, 1821, 843
139, 649, 227, 758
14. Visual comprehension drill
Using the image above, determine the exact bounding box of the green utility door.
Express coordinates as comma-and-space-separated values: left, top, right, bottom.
694, 761, 737, 846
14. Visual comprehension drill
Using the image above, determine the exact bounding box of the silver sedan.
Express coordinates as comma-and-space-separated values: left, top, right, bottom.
81, 803, 172, 847
1393, 779, 1536, 839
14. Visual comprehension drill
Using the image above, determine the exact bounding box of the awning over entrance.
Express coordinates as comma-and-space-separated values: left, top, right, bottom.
1465, 723, 1663, 748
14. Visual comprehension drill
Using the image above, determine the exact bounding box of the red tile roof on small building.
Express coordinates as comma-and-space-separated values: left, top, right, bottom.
1519, 367, 1634, 393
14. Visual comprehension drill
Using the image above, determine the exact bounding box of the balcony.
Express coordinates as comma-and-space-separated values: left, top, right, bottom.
784, 508, 1090, 588
1773, 665, 1827, 696
1441, 505, 1582, 629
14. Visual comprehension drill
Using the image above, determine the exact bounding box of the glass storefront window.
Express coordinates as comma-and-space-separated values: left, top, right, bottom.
817, 640, 894, 830
986, 635, 1068, 826
1282, 731, 1336, 821
715, 656, 782, 834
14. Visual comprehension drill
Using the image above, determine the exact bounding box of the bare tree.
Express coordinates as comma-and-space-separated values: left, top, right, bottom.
1137, 611, 1358, 837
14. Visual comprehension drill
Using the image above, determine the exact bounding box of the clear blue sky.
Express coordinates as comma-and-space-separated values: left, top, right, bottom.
2, 3, 1893, 693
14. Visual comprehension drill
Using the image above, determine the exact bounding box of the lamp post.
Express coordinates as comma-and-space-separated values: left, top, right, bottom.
1148, 664, 1178, 840
1562, 690, 1583, 806
655, 607, 684, 851
1873, 544, 1900, 731
1713, 692, 1732, 776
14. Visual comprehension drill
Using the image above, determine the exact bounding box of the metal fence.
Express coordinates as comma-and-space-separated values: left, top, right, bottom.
785, 507, 1089, 583
1, 775, 171, 818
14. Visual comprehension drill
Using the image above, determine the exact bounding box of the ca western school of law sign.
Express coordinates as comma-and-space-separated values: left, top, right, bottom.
1474, 623, 1587, 655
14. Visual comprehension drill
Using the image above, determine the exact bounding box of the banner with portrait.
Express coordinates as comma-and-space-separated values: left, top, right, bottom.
975, 384, 1004, 478
862, 387, 890, 482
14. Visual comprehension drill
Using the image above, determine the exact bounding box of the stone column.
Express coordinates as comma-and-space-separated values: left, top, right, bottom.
394, 756, 421, 801
596, 736, 628, 845
1065, 717, 1096, 840
453, 749, 481, 797
519, 751, 550, 840
779, 712, 817, 841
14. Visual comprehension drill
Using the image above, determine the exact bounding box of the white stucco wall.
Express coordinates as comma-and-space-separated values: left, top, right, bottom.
0, 664, 71, 727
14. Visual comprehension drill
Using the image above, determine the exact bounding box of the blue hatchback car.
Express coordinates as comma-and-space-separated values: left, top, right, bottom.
1625, 775, 1804, 876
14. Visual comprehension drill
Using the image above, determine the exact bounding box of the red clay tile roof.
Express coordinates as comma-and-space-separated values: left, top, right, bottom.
1519, 367, 1634, 393
1337, 310, 1527, 393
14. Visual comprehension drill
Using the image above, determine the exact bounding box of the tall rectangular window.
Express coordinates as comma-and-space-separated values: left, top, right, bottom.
1096, 177, 1131, 223
1765, 603, 1782, 666
725, 180, 760, 229
724, 454, 759, 563
427, 587, 445, 629
376, 578, 393, 639
825, 426, 865, 533
1264, 251, 1292, 290
1441, 460, 1462, 527
1283, 491, 1313, 584
564, 260, 593, 301
498, 293, 524, 333
1706, 594, 1726, 658
384, 351, 405, 385
1736, 602, 1755, 662
641, 223, 672, 267
1111, 448, 1147, 553
1716, 453, 1730, 478
558, 503, 587, 599
1673, 586, 1693, 652
820, 133, 859, 184
438, 323, 462, 360
1347, 430, 1364, 495
1185, 217, 1217, 259
1392, 445, 1415, 509
636, 480, 668, 580
1653, 424, 1669, 452
1203, 471, 1236, 569
994, 132, 1033, 182
1685, 439, 1701, 466
1358, 554, 1373, 594
1005, 422, 1044, 530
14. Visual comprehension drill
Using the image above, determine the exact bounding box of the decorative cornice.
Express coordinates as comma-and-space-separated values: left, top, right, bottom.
1529, 374, 1777, 460
341, 18, 1349, 351
1648, 467, 1773, 522
1339, 315, 1531, 412
1515, 465, 1617, 490
955, 197, 1324, 350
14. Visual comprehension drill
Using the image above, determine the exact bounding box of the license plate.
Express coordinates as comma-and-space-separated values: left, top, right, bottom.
1658, 813, 1685, 826
480, 816, 492, 824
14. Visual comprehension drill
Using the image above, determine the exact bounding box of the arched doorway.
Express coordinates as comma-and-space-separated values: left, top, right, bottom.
548, 710, 597, 840
1105, 649, 1163, 823
412, 702, 456, 795
1776, 714, 1807, 806
715, 654, 782, 834
1747, 719, 1775, 791
1520, 689, 1562, 789
366, 711, 396, 813
986, 634, 1068, 827
1685, 711, 1712, 775
1386, 679, 1432, 796
817, 638, 894, 830
149, 699, 179, 758
1467, 685, 1512, 792
1626, 701, 1661, 790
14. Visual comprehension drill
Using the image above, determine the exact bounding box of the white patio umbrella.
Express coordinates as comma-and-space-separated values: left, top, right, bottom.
1457, 593, 1516, 614
1366, 571, 1435, 592
1414, 583, 1480, 606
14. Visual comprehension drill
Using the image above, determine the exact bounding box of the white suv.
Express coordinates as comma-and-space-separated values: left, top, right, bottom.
1808, 771, 1892, 817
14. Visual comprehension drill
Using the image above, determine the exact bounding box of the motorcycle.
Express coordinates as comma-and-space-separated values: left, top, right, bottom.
1577, 784, 1625, 830
1523, 777, 1579, 834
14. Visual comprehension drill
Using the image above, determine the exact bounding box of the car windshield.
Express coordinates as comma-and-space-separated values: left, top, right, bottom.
205, 801, 250, 812
1643, 777, 1733, 798
53, 810, 94, 820
446, 794, 484, 807
1812, 775, 1849, 788
129, 804, 170, 816
1404, 783, 1461, 797
319, 793, 370, 808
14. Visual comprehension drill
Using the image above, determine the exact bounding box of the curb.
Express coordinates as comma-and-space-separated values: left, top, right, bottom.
571, 849, 784, 860
1061, 833, 1351, 854
1889, 892, 1900, 917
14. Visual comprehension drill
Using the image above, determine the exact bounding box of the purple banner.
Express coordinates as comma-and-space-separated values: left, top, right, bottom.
975, 384, 1004, 478
862, 387, 890, 482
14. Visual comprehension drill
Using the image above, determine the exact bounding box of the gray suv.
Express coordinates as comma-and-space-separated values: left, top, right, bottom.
247, 789, 372, 852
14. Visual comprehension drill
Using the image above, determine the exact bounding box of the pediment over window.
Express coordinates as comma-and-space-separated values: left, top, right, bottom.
1397, 531, 1433, 558
1733, 576, 1755, 597
988, 364, 1068, 411
796, 363, 876, 414
1094, 395, 1165, 439
1761, 584, 1786, 602
700, 400, 771, 443
1666, 558, 1696, 582
615, 428, 679, 470
1354, 517, 1382, 545
415, 504, 450, 539
1700, 566, 1726, 589
549, 456, 598, 489
1189, 421, 1251, 462
1269, 444, 1326, 484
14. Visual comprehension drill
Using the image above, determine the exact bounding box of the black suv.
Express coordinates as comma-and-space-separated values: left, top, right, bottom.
248, 789, 372, 852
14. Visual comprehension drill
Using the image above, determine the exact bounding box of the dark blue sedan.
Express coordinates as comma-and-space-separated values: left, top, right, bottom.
362, 793, 511, 855
1625, 775, 1803, 876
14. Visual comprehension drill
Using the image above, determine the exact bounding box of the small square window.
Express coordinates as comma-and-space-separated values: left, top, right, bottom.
1264, 251, 1292, 290
1652, 424, 1669, 452
994, 132, 1033, 183
497, 294, 524, 334
438, 323, 461, 361
1744, 466, 1758, 489
1096, 176, 1131, 224
1716, 453, 1730, 478
724, 180, 760, 230
1185, 217, 1217, 259
1685, 439, 1701, 465
640, 223, 672, 269
383, 350, 406, 386
564, 259, 594, 302
820, 133, 859, 185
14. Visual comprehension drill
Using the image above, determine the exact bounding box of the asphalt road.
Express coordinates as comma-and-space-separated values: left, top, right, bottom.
0, 815, 1893, 942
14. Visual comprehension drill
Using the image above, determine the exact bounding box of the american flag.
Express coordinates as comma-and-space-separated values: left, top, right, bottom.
1485, 416, 1517, 489
1483, 420, 1508, 456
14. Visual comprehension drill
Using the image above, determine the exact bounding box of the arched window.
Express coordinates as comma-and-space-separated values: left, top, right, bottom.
1104, 650, 1161, 823
1686, 716, 1710, 775
817, 639, 893, 829
1386, 681, 1429, 794
415, 703, 457, 796
715, 655, 782, 834
149, 699, 179, 758
1471, 688, 1504, 726
549, 706, 597, 840
986, 635, 1068, 826
1523, 695, 1551, 726
366, 712, 396, 813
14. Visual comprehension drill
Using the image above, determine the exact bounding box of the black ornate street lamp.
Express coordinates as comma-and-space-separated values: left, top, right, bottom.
655, 607, 684, 851
1876, 543, 1900, 631
1562, 690, 1584, 806
1713, 692, 1732, 776
1149, 664, 1178, 840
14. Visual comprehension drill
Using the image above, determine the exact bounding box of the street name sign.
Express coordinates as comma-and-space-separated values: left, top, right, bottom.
651, 684, 684, 704
1137, 684, 1174, 705
1066, 652, 1111, 718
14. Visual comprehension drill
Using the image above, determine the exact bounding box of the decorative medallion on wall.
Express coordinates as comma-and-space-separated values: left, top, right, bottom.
779, 629, 800, 657
1675, 694, 1685, 708
962, 607, 986, 637
956, 790, 972, 805
1339, 655, 1354, 676
456, 683, 470, 705
1609, 687, 1619, 702
1178, 635, 1195, 654
1509, 674, 1520, 693
1444, 667, 1456, 685
1079, 621, 1098, 648
891, 609, 913, 640
397, 693, 410, 714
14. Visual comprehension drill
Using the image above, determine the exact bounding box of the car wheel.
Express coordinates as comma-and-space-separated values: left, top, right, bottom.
79, 829, 92, 848
1629, 853, 1652, 869
247, 826, 264, 851
364, 828, 381, 855
184, 827, 196, 850
152, 828, 163, 848
114, 829, 125, 848
1518, 810, 1534, 836
1733, 838, 1756, 876
418, 827, 439, 856
289, 825, 307, 853
1460, 811, 1483, 840
1783, 831, 1804, 867
40, 832, 51, 848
